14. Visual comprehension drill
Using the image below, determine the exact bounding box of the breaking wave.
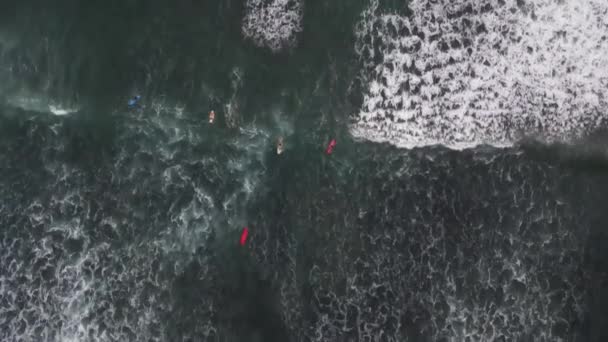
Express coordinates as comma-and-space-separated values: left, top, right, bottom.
351, 0, 608, 148
242, 0, 304, 52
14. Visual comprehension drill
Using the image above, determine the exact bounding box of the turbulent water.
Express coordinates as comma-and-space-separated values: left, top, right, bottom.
1, 1, 608, 341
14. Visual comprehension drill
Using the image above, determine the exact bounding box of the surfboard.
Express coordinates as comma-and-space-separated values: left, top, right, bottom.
277, 137, 285, 155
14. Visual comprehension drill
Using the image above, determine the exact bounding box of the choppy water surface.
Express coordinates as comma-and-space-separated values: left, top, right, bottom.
1, 1, 608, 341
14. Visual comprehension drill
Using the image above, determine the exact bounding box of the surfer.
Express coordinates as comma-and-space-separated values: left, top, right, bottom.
277, 136, 285, 155
209, 110, 216, 124
325, 138, 336, 155
240, 227, 249, 246
128, 95, 141, 109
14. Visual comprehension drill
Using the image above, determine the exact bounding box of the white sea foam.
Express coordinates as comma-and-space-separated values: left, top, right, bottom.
242, 0, 303, 52
352, 0, 608, 149
5, 94, 79, 116
49, 105, 78, 116
0, 93, 276, 341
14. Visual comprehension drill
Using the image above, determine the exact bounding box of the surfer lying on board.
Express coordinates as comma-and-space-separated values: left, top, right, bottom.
277, 136, 284, 155
128, 95, 141, 109
326, 139, 336, 155
240, 227, 249, 246
209, 110, 216, 124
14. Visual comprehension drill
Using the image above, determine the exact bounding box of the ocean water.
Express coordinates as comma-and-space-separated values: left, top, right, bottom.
1, 0, 608, 341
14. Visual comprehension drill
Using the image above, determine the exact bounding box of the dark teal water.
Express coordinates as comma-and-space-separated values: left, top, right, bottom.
1, 1, 608, 341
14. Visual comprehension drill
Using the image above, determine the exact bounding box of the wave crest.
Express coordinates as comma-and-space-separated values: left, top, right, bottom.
352, 0, 608, 148
242, 0, 304, 52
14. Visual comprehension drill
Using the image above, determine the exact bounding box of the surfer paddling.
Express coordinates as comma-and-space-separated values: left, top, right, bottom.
240, 227, 249, 246
128, 95, 141, 109
325, 139, 336, 155
209, 110, 216, 124
277, 136, 285, 155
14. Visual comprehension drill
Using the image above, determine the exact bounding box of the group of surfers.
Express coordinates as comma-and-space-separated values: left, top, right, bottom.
129, 96, 337, 247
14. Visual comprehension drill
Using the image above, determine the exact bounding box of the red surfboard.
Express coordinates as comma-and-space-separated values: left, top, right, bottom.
325, 139, 337, 155
239, 227, 249, 246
